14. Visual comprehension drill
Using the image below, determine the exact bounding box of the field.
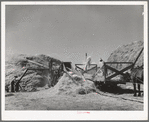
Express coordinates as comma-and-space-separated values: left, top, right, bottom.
5, 83, 143, 110
5, 49, 144, 111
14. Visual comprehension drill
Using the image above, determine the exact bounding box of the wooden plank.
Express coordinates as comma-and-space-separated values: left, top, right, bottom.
104, 63, 106, 81
105, 62, 133, 64
92, 67, 103, 79
27, 59, 49, 69
28, 68, 49, 70
75, 64, 97, 70
75, 64, 85, 66
106, 64, 133, 80
18, 69, 28, 81
105, 64, 125, 76
75, 64, 97, 66
86, 53, 87, 60
83, 65, 97, 73
131, 47, 144, 70
75, 65, 84, 70
63, 71, 78, 85
76, 65, 97, 74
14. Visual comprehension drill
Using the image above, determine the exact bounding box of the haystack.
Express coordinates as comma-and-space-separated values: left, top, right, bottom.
5, 54, 61, 90
52, 73, 96, 96
107, 41, 143, 73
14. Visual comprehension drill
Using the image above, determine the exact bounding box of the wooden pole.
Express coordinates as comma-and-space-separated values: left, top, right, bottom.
104, 63, 107, 82
105, 62, 133, 64
18, 69, 28, 82
27, 59, 49, 69
28, 68, 49, 70
131, 47, 144, 70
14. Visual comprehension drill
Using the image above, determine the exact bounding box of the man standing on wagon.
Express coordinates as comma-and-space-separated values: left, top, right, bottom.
99, 58, 107, 76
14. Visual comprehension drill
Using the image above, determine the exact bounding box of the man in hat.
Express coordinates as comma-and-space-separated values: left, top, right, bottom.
11, 76, 17, 92
98, 58, 104, 68
98, 58, 107, 76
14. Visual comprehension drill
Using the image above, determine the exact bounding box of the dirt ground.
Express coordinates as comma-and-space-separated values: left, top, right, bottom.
5, 84, 143, 110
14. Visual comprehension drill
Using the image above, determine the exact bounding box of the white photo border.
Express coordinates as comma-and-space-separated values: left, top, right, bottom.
1, 1, 148, 120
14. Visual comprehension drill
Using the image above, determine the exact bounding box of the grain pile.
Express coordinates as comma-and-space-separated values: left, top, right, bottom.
51, 73, 96, 96
107, 41, 143, 74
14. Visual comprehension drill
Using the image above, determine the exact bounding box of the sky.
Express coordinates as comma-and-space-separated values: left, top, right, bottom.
6, 5, 143, 65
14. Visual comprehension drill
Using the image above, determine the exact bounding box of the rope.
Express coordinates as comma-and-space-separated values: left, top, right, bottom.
95, 89, 143, 104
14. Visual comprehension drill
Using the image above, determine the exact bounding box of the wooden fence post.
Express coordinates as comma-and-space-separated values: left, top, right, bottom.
131, 47, 144, 70
104, 63, 106, 82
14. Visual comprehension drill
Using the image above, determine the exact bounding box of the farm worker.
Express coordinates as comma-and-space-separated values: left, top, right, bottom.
98, 58, 107, 76
51, 62, 60, 86
5, 84, 9, 92
98, 58, 104, 68
11, 76, 17, 92
15, 80, 20, 92
84, 56, 92, 71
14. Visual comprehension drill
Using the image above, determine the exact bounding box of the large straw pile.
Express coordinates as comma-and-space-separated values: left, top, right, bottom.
52, 73, 96, 96
107, 41, 143, 73
5, 54, 61, 89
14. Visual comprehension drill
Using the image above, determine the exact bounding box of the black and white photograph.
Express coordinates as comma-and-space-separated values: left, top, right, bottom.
1, 1, 148, 120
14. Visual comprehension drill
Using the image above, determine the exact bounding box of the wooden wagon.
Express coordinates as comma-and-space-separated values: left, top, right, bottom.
75, 48, 143, 87
103, 47, 143, 85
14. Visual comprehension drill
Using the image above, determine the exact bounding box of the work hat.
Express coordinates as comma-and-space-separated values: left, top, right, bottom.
99, 58, 103, 62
